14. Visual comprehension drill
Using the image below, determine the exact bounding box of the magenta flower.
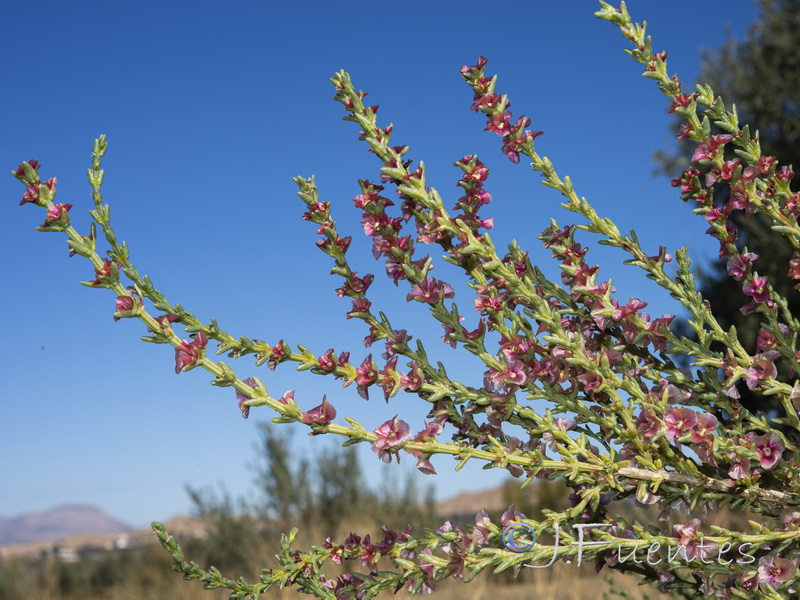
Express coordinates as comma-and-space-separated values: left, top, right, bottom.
485, 110, 514, 136
719, 158, 741, 181
663, 406, 698, 440
20, 185, 40, 206
752, 433, 784, 470
406, 277, 455, 304
266, 340, 288, 371
460, 55, 488, 77
336, 272, 374, 299
742, 275, 770, 304
691, 134, 733, 162
501, 127, 543, 163
301, 395, 337, 426
777, 165, 796, 181
371, 416, 411, 463
235, 377, 258, 419
668, 92, 697, 113
174, 332, 208, 374
346, 297, 372, 319
726, 252, 758, 281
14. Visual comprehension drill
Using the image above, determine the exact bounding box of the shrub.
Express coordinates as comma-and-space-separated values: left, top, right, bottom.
12, 2, 800, 598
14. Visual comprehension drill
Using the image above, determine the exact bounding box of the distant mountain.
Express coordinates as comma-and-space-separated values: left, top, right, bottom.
436, 486, 506, 520
0, 505, 133, 547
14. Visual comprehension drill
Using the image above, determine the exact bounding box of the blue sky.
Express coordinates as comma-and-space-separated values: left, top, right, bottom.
1, 1, 759, 528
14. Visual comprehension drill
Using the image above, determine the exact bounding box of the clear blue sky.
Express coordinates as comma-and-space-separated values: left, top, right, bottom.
1, 1, 759, 528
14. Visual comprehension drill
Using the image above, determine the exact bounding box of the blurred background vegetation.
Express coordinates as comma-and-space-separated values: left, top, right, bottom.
0, 422, 763, 600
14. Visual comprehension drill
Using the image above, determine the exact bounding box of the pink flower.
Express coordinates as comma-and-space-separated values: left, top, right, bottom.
744, 351, 779, 389
406, 277, 455, 304
235, 377, 258, 419
39, 202, 72, 229
663, 406, 697, 440
336, 272, 374, 299
758, 554, 797, 589
501, 127, 543, 163
409, 421, 444, 474
500, 504, 527, 527
20, 177, 56, 206
635, 407, 662, 442
752, 433, 784, 470
382, 329, 411, 359
278, 390, 295, 405
691, 134, 733, 162
88, 259, 123, 286
672, 519, 716, 561
472, 508, 492, 547
174, 332, 208, 374
371, 416, 411, 463
727, 454, 750, 480
690, 412, 718, 445
399, 362, 423, 391
301, 395, 337, 426
668, 93, 697, 113
776, 165, 795, 181
485, 110, 514, 136
266, 340, 287, 371
484, 359, 529, 390
719, 158, 741, 180
756, 325, 787, 351
460, 56, 488, 77
113, 293, 142, 321
355, 354, 378, 400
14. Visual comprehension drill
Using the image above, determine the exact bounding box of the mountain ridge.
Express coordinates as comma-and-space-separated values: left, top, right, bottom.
0, 504, 133, 547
